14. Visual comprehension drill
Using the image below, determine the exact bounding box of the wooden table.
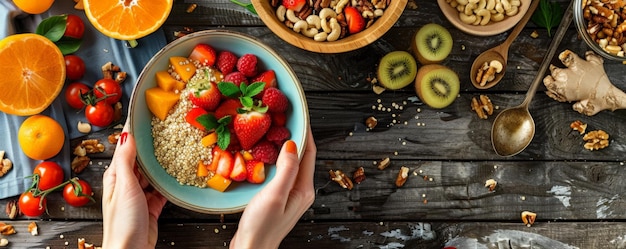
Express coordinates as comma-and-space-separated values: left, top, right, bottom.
3, 0, 626, 248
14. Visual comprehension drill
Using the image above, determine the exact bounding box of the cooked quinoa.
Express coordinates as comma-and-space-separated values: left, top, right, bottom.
151, 64, 222, 188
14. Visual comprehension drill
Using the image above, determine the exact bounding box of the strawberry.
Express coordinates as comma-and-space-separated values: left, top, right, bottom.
262, 87, 289, 113
188, 81, 221, 111
271, 112, 287, 127
344, 6, 365, 34
251, 69, 277, 89
217, 51, 238, 75
282, 0, 306, 12
251, 140, 279, 164
224, 71, 249, 86
215, 99, 242, 120
266, 125, 291, 146
208, 146, 224, 172
246, 160, 266, 184
188, 43, 216, 67
234, 111, 272, 150
230, 152, 247, 182
236, 54, 258, 77
216, 149, 234, 178
185, 107, 209, 131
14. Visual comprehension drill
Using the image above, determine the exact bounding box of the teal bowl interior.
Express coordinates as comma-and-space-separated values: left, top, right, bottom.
129, 30, 309, 214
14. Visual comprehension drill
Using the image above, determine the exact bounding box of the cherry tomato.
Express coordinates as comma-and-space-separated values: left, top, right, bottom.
33, 161, 64, 191
63, 179, 93, 207
64, 14, 85, 39
65, 55, 86, 80
18, 191, 46, 217
86, 101, 114, 127
65, 82, 90, 109
93, 78, 122, 105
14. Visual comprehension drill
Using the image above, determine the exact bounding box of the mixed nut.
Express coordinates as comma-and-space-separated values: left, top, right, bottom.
582, 0, 626, 57
445, 0, 522, 26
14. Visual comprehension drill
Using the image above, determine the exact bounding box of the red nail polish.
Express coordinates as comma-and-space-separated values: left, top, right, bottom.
119, 132, 128, 145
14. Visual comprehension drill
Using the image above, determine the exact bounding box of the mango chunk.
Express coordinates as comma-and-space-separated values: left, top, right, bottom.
156, 71, 185, 92
145, 87, 180, 121
207, 174, 232, 192
169, 56, 196, 83
201, 132, 218, 147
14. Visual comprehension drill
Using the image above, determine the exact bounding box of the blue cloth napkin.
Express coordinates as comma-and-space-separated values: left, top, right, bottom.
0, 1, 167, 199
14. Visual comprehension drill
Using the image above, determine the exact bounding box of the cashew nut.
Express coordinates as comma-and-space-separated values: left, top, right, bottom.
362, 10, 374, 19
286, 9, 300, 23
465, 2, 476, 15
327, 18, 341, 42
476, 0, 487, 10
77, 121, 92, 134
320, 8, 337, 33
491, 13, 505, 22
485, 0, 496, 10
314, 32, 328, 41
374, 9, 384, 17
293, 20, 319, 38
276, 5, 287, 22
489, 60, 503, 73
334, 0, 349, 14
456, 0, 469, 5
306, 15, 322, 30
459, 13, 478, 24
505, 6, 518, 16
501, 0, 511, 11
476, 9, 491, 25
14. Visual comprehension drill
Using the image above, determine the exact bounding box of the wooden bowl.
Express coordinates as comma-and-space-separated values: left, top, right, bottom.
437, 0, 531, 36
252, 0, 407, 53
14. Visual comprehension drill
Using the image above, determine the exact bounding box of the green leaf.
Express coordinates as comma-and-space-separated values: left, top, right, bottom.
230, 0, 257, 15
217, 82, 241, 98
240, 96, 254, 108
55, 37, 82, 55
36, 15, 67, 42
244, 82, 265, 98
216, 126, 231, 150
196, 114, 219, 130
218, 116, 232, 126
531, 0, 564, 37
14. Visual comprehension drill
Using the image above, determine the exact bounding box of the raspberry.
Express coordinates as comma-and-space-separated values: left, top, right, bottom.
251, 140, 279, 164
217, 51, 237, 75
262, 87, 289, 113
237, 54, 258, 77
223, 71, 249, 86
266, 125, 291, 145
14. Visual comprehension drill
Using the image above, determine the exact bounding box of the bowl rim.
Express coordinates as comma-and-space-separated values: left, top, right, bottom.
572, 0, 626, 62
128, 29, 309, 214
251, 0, 408, 53
437, 0, 531, 36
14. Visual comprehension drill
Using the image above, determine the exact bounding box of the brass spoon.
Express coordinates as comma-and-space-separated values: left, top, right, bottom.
491, 1, 574, 157
470, 0, 540, 89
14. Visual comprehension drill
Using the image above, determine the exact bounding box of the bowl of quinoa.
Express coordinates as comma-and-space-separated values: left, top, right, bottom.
128, 30, 309, 214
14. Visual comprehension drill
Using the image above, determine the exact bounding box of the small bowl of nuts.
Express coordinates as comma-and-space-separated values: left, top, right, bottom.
574, 0, 626, 61
251, 0, 407, 53
437, 0, 532, 36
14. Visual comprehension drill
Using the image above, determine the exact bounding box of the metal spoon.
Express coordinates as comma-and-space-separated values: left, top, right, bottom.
470, 0, 540, 89
491, 1, 574, 157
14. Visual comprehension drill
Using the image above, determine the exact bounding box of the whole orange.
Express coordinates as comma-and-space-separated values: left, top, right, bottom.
12, 0, 54, 14
18, 115, 65, 160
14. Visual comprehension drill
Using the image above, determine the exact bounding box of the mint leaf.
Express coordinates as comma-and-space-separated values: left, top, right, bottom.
230, 0, 257, 15
196, 114, 219, 130
531, 0, 564, 37
244, 82, 265, 98
216, 125, 231, 150
240, 96, 254, 108
36, 15, 67, 42
218, 82, 241, 98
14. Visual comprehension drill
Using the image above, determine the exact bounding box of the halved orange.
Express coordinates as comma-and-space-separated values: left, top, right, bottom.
0, 34, 65, 116
84, 0, 173, 40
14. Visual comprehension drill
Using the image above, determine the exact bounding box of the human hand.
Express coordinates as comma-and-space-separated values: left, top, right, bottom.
102, 124, 168, 249
229, 129, 317, 249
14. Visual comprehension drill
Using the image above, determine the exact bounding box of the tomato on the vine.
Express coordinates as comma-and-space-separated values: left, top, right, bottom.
93, 78, 122, 105
63, 179, 93, 207
64, 55, 86, 80
33, 161, 64, 191
18, 191, 46, 217
65, 82, 90, 109
64, 14, 85, 39
86, 101, 114, 127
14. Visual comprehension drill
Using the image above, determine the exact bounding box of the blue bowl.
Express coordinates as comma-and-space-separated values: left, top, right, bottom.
128, 30, 309, 214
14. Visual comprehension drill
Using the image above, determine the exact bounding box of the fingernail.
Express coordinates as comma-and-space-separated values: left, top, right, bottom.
119, 132, 129, 145
285, 140, 297, 154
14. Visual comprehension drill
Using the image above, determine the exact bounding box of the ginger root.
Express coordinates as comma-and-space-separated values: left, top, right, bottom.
543, 50, 626, 116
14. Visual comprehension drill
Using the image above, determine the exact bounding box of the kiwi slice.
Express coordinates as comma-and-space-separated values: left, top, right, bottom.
377, 51, 418, 90
415, 64, 460, 109
412, 23, 453, 65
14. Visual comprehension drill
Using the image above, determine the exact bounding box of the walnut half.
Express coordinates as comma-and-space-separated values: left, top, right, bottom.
0, 151, 12, 177
583, 130, 609, 150
330, 170, 353, 190
471, 95, 494, 119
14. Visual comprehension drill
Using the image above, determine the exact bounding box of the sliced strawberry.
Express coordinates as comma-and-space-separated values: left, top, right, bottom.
246, 160, 266, 184
344, 6, 365, 34
282, 0, 306, 12
188, 43, 216, 67
216, 149, 234, 178
234, 111, 272, 150
188, 81, 221, 111
208, 146, 223, 172
251, 70, 277, 89
230, 152, 247, 182
262, 87, 289, 113
215, 99, 242, 120
185, 107, 209, 130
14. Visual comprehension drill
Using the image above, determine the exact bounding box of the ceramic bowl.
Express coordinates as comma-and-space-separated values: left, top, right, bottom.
573, 0, 625, 61
128, 30, 309, 214
251, 0, 407, 53
437, 0, 531, 36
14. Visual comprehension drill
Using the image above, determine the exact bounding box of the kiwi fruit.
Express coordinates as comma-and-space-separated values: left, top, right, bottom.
377, 51, 418, 90
412, 23, 453, 65
415, 64, 460, 109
